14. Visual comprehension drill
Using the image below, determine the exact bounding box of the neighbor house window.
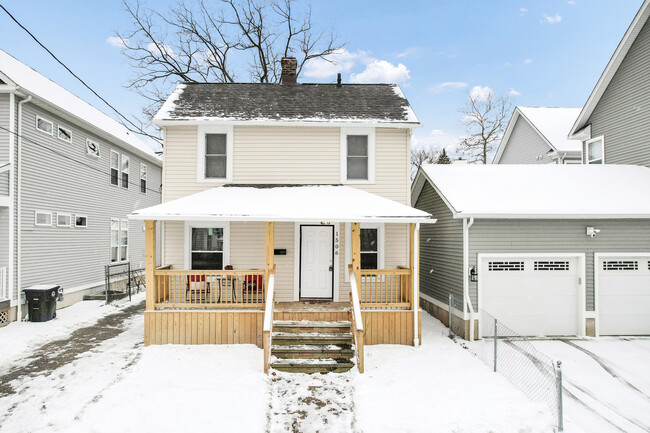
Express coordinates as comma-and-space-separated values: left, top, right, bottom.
140, 163, 147, 193
86, 140, 100, 158
341, 128, 375, 183
191, 227, 224, 270
360, 228, 378, 269
121, 155, 129, 188
197, 126, 232, 181
34, 210, 52, 226
75, 215, 87, 227
110, 150, 119, 185
110, 219, 128, 262
586, 137, 604, 164
56, 213, 71, 227
35, 116, 53, 135
57, 126, 72, 143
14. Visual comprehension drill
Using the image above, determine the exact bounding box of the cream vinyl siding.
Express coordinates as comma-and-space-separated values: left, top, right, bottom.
162, 126, 200, 202
273, 222, 295, 301
163, 221, 184, 268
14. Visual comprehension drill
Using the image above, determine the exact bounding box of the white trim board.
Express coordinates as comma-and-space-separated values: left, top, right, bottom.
293, 222, 340, 302
183, 221, 231, 270
476, 252, 587, 338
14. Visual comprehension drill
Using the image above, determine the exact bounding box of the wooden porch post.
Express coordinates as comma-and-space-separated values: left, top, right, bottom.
265, 222, 274, 281
145, 220, 157, 311
351, 222, 361, 295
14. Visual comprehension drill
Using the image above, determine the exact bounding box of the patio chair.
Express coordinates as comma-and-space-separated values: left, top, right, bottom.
242, 273, 264, 303
186, 274, 210, 302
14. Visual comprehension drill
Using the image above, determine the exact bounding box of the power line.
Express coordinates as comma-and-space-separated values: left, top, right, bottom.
0, 124, 162, 195
0, 3, 163, 146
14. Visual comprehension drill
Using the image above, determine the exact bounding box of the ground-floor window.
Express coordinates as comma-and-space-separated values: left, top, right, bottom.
111, 218, 128, 262
191, 227, 224, 270
360, 228, 378, 269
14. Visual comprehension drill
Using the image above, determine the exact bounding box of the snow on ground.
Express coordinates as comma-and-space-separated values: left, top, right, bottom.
0, 292, 145, 368
533, 338, 650, 433
354, 313, 554, 433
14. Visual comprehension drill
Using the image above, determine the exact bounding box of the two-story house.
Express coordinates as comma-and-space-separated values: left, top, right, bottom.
131, 58, 433, 373
493, 107, 582, 164
0, 49, 162, 324
569, 0, 650, 165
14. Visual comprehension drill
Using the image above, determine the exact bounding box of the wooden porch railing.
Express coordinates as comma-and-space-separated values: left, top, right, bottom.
348, 265, 365, 373
359, 268, 411, 309
153, 269, 266, 309
263, 266, 276, 374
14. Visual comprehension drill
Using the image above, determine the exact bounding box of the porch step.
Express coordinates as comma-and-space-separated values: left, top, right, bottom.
271, 344, 354, 360
270, 358, 355, 373
271, 332, 354, 346
273, 320, 351, 334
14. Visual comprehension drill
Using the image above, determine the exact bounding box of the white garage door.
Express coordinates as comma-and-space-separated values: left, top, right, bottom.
480, 256, 580, 337
597, 255, 650, 336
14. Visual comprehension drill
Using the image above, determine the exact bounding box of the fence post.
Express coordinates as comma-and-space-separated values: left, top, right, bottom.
493, 318, 498, 372
128, 262, 132, 302
556, 360, 564, 432
448, 294, 454, 337
105, 265, 110, 305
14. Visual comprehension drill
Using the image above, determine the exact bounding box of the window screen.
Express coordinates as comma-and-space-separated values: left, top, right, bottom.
205, 134, 227, 178
346, 135, 369, 180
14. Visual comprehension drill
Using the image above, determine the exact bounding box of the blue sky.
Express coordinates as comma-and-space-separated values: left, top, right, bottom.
0, 0, 643, 155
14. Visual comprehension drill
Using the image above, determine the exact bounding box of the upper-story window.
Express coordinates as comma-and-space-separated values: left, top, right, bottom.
140, 163, 147, 194
341, 128, 375, 183
121, 155, 130, 188
586, 137, 604, 164
110, 150, 119, 186
35, 116, 53, 135
197, 126, 233, 182
57, 126, 72, 143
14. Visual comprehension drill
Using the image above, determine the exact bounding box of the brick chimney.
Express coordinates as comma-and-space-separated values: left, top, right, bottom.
280, 57, 297, 85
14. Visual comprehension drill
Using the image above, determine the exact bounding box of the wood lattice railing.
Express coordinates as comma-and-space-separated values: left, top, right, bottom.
153, 269, 266, 309
359, 268, 411, 309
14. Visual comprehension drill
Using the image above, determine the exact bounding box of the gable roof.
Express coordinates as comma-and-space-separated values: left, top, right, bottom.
0, 49, 160, 165
415, 164, 650, 219
493, 107, 581, 163
569, 0, 650, 136
153, 82, 419, 127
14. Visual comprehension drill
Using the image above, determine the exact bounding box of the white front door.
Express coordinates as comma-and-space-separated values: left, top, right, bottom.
480, 255, 581, 337
597, 254, 650, 336
300, 225, 334, 299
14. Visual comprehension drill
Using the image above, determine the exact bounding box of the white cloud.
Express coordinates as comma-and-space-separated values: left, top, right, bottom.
567, 0, 576, 4
524, 58, 533, 65
542, 13, 562, 24
412, 129, 461, 154
302, 48, 370, 79
508, 88, 522, 96
396, 47, 420, 59
429, 81, 468, 93
350, 60, 410, 84
147, 42, 175, 57
106, 36, 127, 48
520, 7, 528, 15
504, 61, 512, 67
469, 85, 494, 101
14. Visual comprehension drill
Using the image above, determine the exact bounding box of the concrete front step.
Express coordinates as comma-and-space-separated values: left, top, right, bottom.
272, 332, 354, 346
271, 345, 354, 360
271, 359, 355, 373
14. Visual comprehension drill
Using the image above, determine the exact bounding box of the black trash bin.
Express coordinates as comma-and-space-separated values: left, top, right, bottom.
23, 285, 62, 322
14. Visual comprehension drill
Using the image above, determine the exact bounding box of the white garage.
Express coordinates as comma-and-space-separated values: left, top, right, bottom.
596, 254, 650, 336
479, 254, 584, 337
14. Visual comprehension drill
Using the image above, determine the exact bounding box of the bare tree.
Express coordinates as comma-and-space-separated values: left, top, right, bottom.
457, 91, 512, 164
410, 146, 439, 180
116, 0, 344, 119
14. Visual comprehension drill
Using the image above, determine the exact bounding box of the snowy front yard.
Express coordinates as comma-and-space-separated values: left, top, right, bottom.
3, 299, 646, 433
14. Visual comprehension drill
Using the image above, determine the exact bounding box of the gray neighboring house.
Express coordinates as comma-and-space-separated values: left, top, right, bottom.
0, 49, 162, 324
412, 164, 650, 339
569, 0, 650, 166
493, 107, 582, 164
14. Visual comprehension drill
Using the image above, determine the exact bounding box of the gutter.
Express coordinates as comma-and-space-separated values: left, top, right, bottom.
16, 95, 32, 321
463, 217, 475, 341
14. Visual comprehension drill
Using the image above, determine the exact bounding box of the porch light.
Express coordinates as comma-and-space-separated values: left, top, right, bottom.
469, 266, 478, 283
321, 222, 331, 225
586, 227, 601, 238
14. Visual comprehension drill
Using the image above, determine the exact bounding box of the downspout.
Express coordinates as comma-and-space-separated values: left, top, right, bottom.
16, 95, 32, 322
7, 92, 15, 308
413, 222, 420, 346
463, 217, 475, 341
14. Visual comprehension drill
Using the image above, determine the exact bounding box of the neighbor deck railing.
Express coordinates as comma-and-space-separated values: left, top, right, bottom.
359, 268, 411, 309
153, 269, 267, 309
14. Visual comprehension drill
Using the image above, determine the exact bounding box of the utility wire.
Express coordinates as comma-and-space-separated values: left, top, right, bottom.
0, 3, 163, 146
0, 125, 162, 195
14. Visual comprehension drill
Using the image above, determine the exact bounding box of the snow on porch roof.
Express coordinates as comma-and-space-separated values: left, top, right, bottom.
130, 185, 434, 223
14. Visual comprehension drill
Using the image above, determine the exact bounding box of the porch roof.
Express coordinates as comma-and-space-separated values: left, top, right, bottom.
130, 185, 434, 224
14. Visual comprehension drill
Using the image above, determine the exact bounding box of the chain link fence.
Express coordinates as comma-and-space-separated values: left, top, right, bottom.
448, 294, 563, 432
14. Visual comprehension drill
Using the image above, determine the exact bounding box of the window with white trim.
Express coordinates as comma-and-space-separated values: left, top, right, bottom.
75, 215, 87, 227
34, 211, 52, 226
35, 116, 53, 135
110, 219, 129, 262
57, 126, 72, 143
341, 128, 375, 183
191, 227, 224, 270
86, 139, 100, 158
56, 213, 71, 227
121, 155, 129, 188
140, 163, 147, 194
586, 137, 604, 164
360, 228, 378, 269
110, 150, 119, 186
197, 126, 233, 181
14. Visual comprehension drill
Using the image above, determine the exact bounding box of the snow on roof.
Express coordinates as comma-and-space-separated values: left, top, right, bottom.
130, 185, 433, 223
153, 82, 419, 126
0, 49, 160, 164
517, 107, 582, 152
420, 164, 650, 219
